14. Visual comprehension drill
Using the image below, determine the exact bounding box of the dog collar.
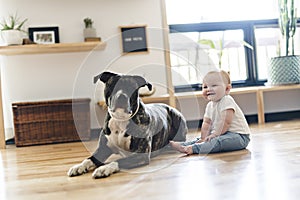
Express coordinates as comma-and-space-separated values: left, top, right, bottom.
129, 102, 140, 119
108, 102, 140, 121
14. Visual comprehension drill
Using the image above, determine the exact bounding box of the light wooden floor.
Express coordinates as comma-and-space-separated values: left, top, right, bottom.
1, 119, 300, 200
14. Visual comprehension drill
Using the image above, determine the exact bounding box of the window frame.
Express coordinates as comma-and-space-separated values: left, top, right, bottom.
169, 19, 300, 93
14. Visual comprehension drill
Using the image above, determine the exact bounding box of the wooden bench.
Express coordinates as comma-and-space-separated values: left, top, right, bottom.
98, 84, 300, 125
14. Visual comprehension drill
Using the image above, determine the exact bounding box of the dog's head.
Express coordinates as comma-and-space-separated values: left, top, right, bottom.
94, 71, 152, 121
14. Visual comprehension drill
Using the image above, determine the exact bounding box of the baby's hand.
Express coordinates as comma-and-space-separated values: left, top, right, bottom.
204, 134, 217, 142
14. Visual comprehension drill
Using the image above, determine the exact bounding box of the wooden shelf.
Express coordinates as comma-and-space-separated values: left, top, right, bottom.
0, 41, 106, 55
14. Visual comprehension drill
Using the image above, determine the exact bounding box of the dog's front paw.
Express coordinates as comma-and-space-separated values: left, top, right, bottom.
67, 159, 96, 177
92, 162, 120, 178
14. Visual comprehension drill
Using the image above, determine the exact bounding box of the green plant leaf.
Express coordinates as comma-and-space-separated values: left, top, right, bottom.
198, 39, 216, 49
0, 13, 27, 31
16, 18, 28, 31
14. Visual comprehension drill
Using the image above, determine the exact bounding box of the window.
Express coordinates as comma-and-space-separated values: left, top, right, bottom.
170, 30, 248, 85
166, 0, 300, 92
255, 27, 281, 80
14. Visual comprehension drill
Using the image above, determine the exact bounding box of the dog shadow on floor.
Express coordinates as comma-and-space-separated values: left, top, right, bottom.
104, 149, 185, 174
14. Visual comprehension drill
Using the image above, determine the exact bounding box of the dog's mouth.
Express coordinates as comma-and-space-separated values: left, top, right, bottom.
108, 107, 133, 121
108, 101, 140, 121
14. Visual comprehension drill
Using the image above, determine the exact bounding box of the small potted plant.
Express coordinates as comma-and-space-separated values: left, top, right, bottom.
267, 0, 300, 85
0, 13, 28, 45
83, 17, 97, 40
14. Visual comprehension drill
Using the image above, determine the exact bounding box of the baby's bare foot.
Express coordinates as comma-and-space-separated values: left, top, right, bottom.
184, 146, 193, 155
169, 141, 187, 153
170, 141, 194, 155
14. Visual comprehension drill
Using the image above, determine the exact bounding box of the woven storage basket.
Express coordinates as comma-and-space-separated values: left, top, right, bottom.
12, 98, 91, 147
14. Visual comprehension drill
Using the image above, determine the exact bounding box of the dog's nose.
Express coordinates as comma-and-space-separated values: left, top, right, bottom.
111, 93, 132, 114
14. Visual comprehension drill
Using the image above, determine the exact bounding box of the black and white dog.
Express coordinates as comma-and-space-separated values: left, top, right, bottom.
68, 71, 187, 178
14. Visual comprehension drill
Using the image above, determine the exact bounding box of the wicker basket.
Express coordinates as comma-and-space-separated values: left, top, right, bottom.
12, 98, 91, 147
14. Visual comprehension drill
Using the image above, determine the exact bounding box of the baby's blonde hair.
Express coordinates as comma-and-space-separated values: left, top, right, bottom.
204, 70, 231, 85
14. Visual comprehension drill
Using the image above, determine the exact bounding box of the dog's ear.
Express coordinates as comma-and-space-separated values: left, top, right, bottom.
133, 76, 152, 91
94, 71, 118, 84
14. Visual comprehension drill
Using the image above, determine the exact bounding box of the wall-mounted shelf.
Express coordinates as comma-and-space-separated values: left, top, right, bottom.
0, 41, 106, 56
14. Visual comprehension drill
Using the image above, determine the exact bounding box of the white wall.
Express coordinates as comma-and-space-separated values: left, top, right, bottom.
0, 0, 168, 139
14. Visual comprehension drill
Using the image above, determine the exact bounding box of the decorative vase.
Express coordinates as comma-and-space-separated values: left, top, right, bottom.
1, 30, 23, 45
83, 28, 97, 39
266, 55, 300, 85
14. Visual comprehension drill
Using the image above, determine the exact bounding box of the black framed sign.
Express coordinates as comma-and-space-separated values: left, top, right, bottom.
28, 26, 60, 44
120, 25, 148, 53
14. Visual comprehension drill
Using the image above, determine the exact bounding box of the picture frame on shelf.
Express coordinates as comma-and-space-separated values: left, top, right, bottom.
28, 27, 60, 44
120, 25, 148, 54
